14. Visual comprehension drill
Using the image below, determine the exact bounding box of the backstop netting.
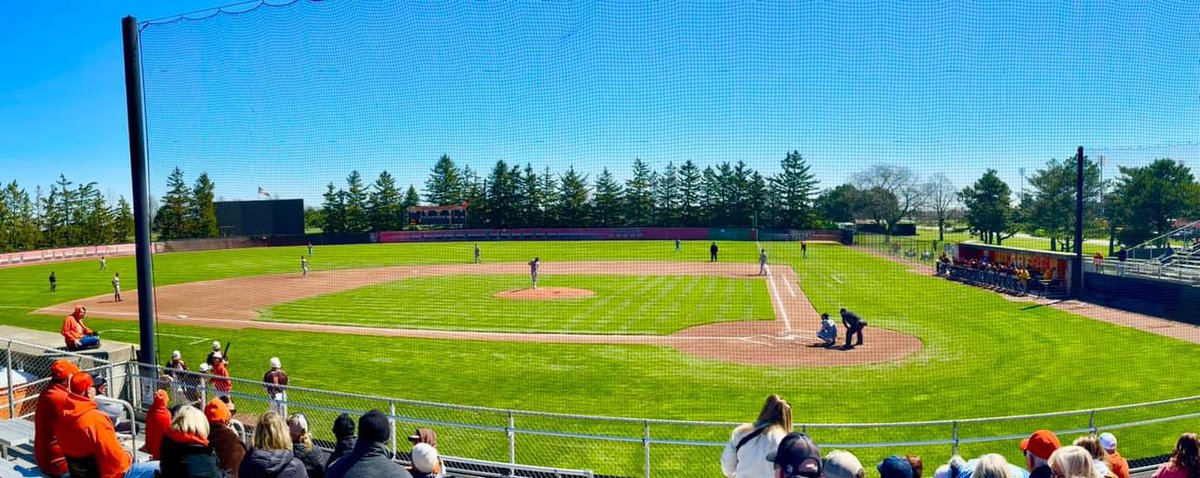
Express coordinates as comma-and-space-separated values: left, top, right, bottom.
125, 1, 1200, 476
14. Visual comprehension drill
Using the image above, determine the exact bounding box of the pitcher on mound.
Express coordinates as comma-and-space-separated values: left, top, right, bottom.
528, 257, 540, 289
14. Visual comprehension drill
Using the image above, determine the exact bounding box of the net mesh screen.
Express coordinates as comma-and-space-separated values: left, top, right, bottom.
125, 1, 1200, 475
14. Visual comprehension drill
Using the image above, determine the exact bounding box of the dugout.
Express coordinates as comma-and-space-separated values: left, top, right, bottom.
215, 199, 304, 236
956, 243, 1078, 292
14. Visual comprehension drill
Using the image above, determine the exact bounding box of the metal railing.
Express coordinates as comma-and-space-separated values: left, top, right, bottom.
3, 339, 1195, 476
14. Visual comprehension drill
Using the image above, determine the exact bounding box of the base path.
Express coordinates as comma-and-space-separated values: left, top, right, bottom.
38, 261, 921, 367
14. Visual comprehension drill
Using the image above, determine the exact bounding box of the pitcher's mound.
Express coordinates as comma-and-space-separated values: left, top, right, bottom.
495, 287, 596, 300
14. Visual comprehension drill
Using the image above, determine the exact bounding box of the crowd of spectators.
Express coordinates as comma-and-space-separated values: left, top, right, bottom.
722, 395, 1192, 478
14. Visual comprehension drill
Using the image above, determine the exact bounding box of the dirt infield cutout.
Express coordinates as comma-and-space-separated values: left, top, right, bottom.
38, 261, 922, 367
494, 287, 596, 300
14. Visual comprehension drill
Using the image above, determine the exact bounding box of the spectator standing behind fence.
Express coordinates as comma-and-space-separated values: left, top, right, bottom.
327, 410, 414, 478
1099, 433, 1129, 478
264, 357, 289, 415
206, 398, 246, 478
34, 359, 79, 477
288, 414, 326, 478
160, 405, 223, 478
57, 372, 161, 478
239, 412, 308, 478
143, 390, 172, 460
1152, 433, 1200, 478
210, 352, 236, 413
326, 414, 357, 469
721, 394, 792, 478
1050, 446, 1100, 478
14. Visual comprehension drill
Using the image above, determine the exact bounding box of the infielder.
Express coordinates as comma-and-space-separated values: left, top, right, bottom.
474, 243, 481, 263
111, 272, 121, 302
840, 308, 867, 349
528, 257, 540, 289
709, 242, 719, 262
301, 256, 309, 278
675, 239, 681, 252
307, 241, 313, 256
49, 271, 56, 292
759, 249, 768, 275
99, 256, 107, 271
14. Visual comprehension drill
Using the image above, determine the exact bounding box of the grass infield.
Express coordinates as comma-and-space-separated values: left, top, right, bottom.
3, 240, 1198, 475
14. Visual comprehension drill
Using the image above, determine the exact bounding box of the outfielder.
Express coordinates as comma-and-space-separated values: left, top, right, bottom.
301, 255, 308, 278
99, 256, 107, 271
111, 272, 121, 302
307, 241, 313, 256
474, 243, 481, 263
675, 239, 681, 252
528, 257, 540, 289
759, 249, 768, 275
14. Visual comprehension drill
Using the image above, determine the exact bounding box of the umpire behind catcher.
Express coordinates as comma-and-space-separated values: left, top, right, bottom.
840, 308, 867, 349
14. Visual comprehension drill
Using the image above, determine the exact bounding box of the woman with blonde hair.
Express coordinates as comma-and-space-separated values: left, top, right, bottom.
288, 413, 327, 478
720, 394, 793, 477
1073, 435, 1114, 478
159, 405, 222, 477
973, 454, 1013, 478
1050, 446, 1100, 478
239, 411, 308, 478
1152, 433, 1200, 478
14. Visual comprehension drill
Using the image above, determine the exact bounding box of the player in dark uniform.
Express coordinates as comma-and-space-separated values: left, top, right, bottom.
840, 308, 867, 349
709, 242, 719, 262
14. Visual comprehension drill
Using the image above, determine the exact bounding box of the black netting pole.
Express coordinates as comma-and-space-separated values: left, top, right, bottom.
1074, 146, 1085, 296
122, 16, 157, 367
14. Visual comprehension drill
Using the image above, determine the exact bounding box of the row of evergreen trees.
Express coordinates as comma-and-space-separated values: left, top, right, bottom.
0, 175, 134, 253
152, 167, 219, 240
318, 151, 821, 232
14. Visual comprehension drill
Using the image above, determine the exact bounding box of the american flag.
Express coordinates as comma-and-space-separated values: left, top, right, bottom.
257, 187, 271, 198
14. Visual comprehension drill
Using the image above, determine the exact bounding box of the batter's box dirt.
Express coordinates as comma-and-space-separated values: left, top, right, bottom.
38, 261, 922, 368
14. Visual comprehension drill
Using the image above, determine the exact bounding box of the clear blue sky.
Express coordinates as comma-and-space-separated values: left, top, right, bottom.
5, 1, 1199, 206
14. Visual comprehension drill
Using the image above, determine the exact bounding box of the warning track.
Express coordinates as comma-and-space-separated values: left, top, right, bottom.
38, 261, 921, 367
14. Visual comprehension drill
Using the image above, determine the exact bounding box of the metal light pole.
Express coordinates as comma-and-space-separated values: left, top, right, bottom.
123, 16, 157, 366
1073, 147, 1085, 297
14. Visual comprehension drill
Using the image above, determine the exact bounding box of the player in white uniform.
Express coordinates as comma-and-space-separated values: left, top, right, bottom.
112, 272, 122, 302
301, 256, 309, 278
759, 249, 768, 276
474, 243, 481, 263
99, 256, 107, 271
528, 257, 539, 289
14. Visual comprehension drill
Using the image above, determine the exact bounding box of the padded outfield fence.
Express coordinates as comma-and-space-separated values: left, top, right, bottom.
2, 339, 1188, 477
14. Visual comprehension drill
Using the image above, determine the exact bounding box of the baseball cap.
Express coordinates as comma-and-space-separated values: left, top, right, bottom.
69, 372, 94, 395
205, 398, 231, 424
50, 359, 79, 381
1020, 430, 1061, 460
766, 432, 822, 478
199, 363, 211, 373
270, 357, 281, 369
172, 350, 181, 360
878, 456, 914, 478
1099, 433, 1117, 451
93, 376, 107, 388
411, 443, 440, 472
212, 341, 221, 350
824, 451, 865, 478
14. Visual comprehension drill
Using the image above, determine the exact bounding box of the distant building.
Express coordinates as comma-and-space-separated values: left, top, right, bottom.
407, 204, 467, 227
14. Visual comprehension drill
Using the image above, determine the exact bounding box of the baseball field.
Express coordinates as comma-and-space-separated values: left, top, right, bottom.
5, 240, 1200, 475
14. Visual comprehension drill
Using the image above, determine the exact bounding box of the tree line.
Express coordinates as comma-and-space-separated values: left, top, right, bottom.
317, 151, 822, 233
0, 174, 134, 253
151, 167, 220, 241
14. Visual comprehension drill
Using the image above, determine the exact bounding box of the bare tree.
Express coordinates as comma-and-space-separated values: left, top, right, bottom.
853, 164, 928, 237
924, 173, 958, 242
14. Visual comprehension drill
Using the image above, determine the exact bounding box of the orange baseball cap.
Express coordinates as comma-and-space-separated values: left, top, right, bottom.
1020, 430, 1061, 460
50, 359, 80, 381
69, 371, 94, 395
204, 398, 231, 424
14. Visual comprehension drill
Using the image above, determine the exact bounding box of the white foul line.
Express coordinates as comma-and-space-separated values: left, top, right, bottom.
780, 276, 797, 297
764, 269, 792, 333
830, 274, 844, 284
739, 336, 774, 347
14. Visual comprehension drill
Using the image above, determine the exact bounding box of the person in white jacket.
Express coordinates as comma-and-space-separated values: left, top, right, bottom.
721, 394, 793, 478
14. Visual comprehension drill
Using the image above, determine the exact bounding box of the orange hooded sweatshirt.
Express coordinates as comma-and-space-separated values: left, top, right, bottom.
61, 306, 93, 348
33, 381, 71, 476
55, 392, 131, 478
143, 390, 172, 460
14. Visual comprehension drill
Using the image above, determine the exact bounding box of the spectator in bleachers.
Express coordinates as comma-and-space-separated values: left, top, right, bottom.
57, 371, 160, 478
93, 376, 128, 432
823, 451, 865, 478
142, 390, 172, 460
765, 432, 822, 478
62, 305, 101, 351
935, 453, 1028, 478
265, 357, 289, 415
1072, 435, 1113, 478
288, 413, 327, 478
1152, 433, 1200, 478
1050, 446, 1100, 478
327, 409, 414, 478
879, 456, 915, 478
326, 413, 357, 469
205, 398, 247, 478
160, 405, 222, 478
210, 351, 236, 413
721, 394, 793, 478
972, 454, 1014, 478
239, 411, 308, 478
34, 359, 78, 477
932, 456, 967, 478
1098, 433, 1129, 478
410, 443, 444, 478
408, 428, 438, 448
1021, 430, 1061, 478
907, 455, 925, 478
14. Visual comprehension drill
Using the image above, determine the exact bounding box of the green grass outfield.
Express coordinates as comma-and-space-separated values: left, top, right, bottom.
3, 240, 1198, 475
262, 274, 773, 334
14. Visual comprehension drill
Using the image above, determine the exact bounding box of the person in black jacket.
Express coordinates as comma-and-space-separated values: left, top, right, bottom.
710, 242, 719, 262
840, 308, 868, 349
240, 411, 309, 478
160, 406, 224, 478
326, 413, 357, 469
287, 414, 326, 478
327, 410, 413, 478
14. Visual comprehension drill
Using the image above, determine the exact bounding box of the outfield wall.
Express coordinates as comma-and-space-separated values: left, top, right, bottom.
0, 243, 136, 268
379, 227, 846, 243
